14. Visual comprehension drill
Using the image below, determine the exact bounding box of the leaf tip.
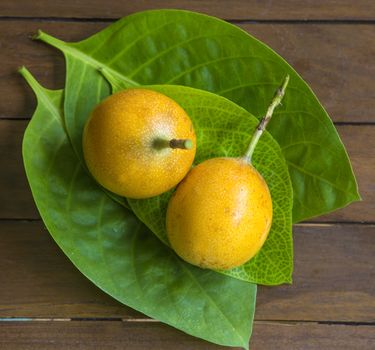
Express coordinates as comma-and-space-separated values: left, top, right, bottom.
31, 29, 43, 41
242, 340, 250, 350
17, 65, 27, 75
18, 66, 44, 98
356, 191, 363, 202
18, 66, 35, 85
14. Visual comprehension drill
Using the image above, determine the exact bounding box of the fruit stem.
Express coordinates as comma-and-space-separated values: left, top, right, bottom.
243, 75, 290, 164
169, 139, 193, 150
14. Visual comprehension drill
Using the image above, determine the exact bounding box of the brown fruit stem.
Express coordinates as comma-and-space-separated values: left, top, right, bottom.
243, 75, 290, 164
169, 139, 193, 150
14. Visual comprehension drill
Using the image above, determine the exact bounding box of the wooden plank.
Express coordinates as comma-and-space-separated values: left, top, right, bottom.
0, 221, 374, 322
1, 0, 375, 20
251, 321, 375, 350
1, 20, 374, 122
0, 121, 38, 219
0, 320, 231, 350
257, 223, 375, 322
0, 320, 373, 350
0, 120, 371, 222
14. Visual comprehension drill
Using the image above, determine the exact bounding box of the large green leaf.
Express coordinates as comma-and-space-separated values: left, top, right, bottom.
34, 9, 360, 223
20, 67, 256, 349
103, 70, 293, 285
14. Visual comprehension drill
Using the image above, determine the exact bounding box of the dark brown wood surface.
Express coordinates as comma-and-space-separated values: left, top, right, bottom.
2, 0, 375, 20
1, 321, 374, 350
0, 1, 374, 349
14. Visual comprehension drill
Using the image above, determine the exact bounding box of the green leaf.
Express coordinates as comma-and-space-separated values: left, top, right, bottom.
35, 9, 360, 223
102, 69, 293, 285
20, 66, 256, 349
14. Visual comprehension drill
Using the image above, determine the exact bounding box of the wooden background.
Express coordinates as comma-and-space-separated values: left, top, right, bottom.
0, 1, 374, 349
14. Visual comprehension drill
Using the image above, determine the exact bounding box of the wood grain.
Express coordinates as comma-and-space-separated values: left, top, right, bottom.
1, 21, 374, 122
0, 121, 371, 222
251, 321, 375, 350
0, 120, 38, 218
257, 223, 375, 322
0, 221, 374, 322
0, 320, 373, 350
1, 2, 374, 349
1, 0, 375, 20
0, 320, 232, 350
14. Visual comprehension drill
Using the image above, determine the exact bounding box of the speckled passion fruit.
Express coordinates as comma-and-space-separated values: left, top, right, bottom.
83, 88, 196, 199
166, 76, 289, 270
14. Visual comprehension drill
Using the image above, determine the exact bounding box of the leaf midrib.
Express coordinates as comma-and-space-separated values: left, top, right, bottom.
287, 161, 356, 196
176, 258, 249, 349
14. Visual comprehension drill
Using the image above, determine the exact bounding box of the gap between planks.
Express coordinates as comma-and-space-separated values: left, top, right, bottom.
1, 117, 375, 126
1, 16, 375, 24
2, 316, 375, 330
0, 317, 374, 326
0, 218, 374, 226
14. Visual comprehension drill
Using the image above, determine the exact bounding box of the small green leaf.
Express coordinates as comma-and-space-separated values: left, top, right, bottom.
102, 69, 293, 285
35, 9, 360, 223
20, 67, 256, 349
